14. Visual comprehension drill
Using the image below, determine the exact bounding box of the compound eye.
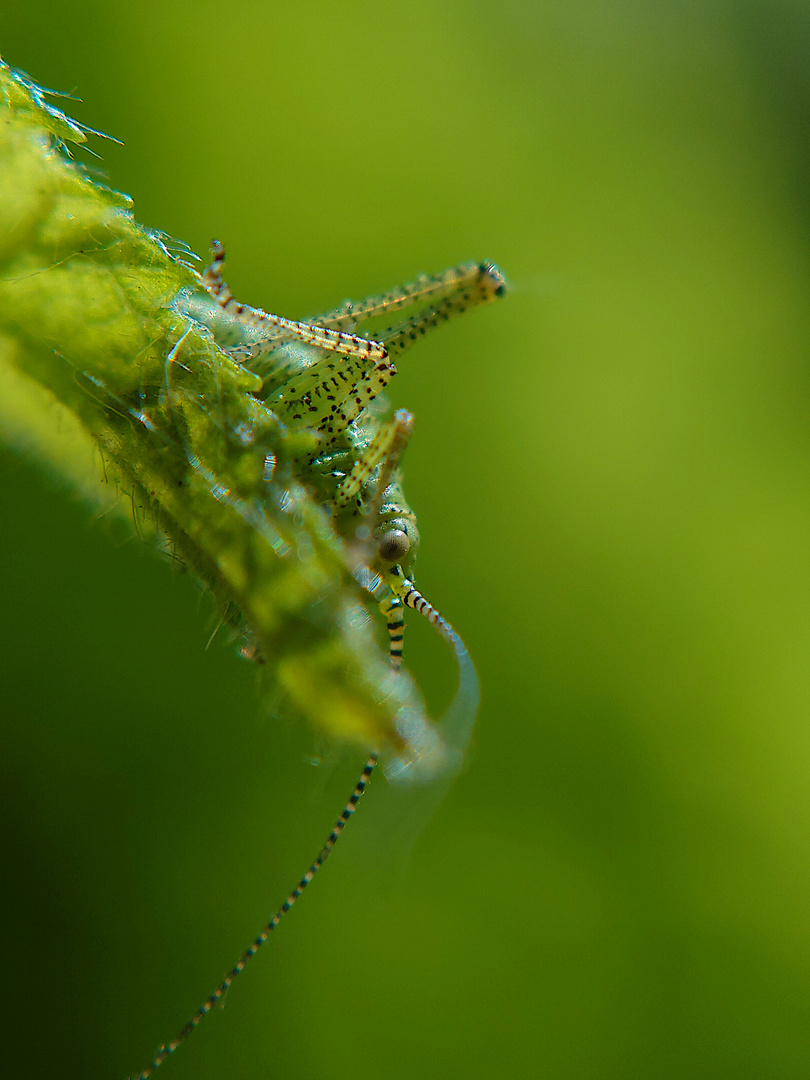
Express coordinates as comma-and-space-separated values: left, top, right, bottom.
378, 528, 411, 564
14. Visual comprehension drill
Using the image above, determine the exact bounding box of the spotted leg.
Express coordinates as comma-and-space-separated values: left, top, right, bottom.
200, 241, 386, 362
311, 260, 508, 359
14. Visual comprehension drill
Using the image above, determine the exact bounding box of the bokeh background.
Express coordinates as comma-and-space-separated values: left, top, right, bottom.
3, 2, 810, 1077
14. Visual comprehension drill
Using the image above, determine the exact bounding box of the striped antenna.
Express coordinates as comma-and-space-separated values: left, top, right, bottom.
384, 567, 480, 782
129, 755, 377, 1079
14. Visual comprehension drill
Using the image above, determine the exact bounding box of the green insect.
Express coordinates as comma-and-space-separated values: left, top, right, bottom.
130, 246, 506, 1077
0, 61, 507, 1077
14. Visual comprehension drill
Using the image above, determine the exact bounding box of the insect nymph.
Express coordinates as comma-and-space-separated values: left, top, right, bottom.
131, 245, 506, 1078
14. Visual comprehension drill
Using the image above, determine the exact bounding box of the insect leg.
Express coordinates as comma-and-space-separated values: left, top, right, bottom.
260, 348, 396, 445
201, 241, 387, 362
375, 262, 508, 360
310, 261, 507, 333
333, 408, 414, 513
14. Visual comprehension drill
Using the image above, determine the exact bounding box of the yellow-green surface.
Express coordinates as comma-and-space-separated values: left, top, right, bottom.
0, 60, 441, 763
3, 3, 810, 1078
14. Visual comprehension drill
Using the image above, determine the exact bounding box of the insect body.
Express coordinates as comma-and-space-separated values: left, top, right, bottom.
131, 246, 506, 1077
0, 63, 506, 1076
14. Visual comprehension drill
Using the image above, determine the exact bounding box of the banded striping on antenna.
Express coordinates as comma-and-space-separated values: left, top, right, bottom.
130, 244, 506, 1077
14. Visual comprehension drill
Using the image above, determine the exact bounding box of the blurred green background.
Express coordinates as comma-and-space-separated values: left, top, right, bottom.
3, 2, 810, 1077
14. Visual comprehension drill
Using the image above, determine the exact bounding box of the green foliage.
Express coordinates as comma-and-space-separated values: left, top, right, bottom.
6, 7, 810, 1079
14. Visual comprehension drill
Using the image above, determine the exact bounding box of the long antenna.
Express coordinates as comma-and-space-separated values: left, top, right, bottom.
131, 570, 475, 1077
130, 755, 377, 1080
382, 567, 480, 782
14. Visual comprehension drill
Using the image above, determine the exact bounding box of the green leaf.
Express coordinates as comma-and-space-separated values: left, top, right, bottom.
0, 59, 437, 765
